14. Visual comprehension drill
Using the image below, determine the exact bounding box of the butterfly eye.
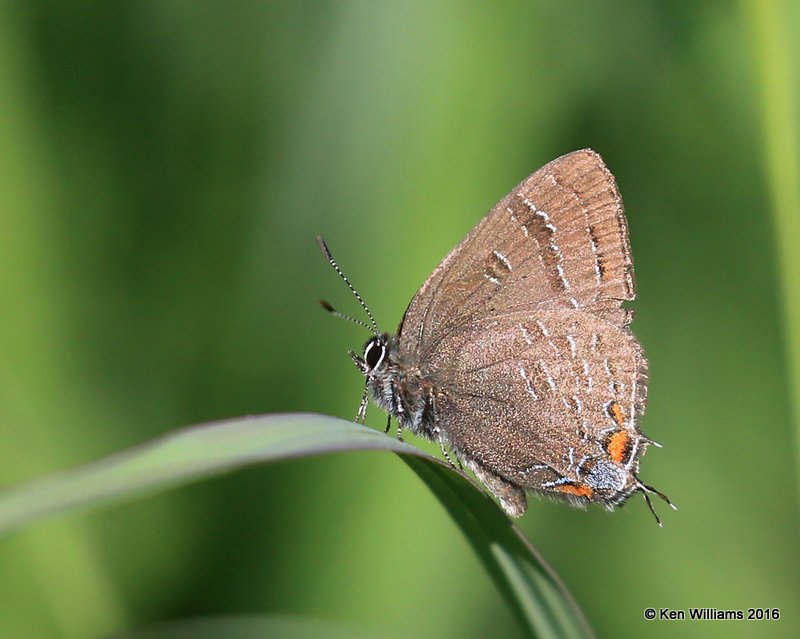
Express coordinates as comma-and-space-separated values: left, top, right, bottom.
364, 338, 386, 370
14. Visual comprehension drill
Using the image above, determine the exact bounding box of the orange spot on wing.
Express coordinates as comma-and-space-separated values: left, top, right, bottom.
607, 400, 626, 426
556, 483, 593, 498
606, 430, 631, 464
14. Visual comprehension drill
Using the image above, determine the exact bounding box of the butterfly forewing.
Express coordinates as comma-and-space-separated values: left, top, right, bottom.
398, 149, 635, 362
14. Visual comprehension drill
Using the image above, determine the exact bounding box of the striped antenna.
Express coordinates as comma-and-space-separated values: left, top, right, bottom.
316, 236, 380, 335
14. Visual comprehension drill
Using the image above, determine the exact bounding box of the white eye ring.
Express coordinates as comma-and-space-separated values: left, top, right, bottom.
364, 339, 386, 370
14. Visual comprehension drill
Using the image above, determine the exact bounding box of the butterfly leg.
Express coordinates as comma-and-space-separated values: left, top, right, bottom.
438, 441, 461, 471
385, 378, 405, 441
384, 414, 391, 434
355, 382, 369, 424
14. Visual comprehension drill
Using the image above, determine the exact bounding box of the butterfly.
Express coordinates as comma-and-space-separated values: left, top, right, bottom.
320, 149, 674, 523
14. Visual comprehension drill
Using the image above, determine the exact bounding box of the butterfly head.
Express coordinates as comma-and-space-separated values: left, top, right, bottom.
350, 333, 391, 377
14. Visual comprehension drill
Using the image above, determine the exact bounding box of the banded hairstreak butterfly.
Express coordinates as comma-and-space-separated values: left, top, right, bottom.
319, 149, 674, 524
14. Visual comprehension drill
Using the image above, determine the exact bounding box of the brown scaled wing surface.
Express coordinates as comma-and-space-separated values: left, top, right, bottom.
396, 149, 647, 508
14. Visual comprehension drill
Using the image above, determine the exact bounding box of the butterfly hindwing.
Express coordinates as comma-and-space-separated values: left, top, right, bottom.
425, 309, 648, 505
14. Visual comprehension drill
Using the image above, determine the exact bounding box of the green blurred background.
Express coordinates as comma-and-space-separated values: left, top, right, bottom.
1, 1, 798, 638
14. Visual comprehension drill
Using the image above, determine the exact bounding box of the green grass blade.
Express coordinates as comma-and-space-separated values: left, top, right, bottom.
743, 0, 800, 503
404, 457, 594, 639
0, 413, 592, 639
0, 413, 420, 536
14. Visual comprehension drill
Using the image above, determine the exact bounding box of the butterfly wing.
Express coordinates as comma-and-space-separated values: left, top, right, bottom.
398, 149, 635, 362
426, 309, 648, 505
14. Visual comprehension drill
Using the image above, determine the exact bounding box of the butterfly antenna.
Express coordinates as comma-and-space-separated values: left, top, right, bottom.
318, 300, 374, 332
636, 481, 677, 527
316, 236, 380, 334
